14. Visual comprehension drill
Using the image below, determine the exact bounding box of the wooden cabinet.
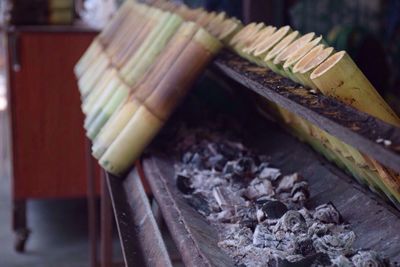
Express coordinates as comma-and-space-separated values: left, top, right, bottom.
6, 26, 98, 251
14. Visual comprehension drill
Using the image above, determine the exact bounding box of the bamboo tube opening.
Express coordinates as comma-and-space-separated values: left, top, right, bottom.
264, 31, 299, 61
243, 26, 276, 54
234, 23, 265, 49
310, 51, 346, 78
273, 32, 315, 65
283, 35, 323, 70
218, 19, 241, 41
253, 26, 291, 57
229, 22, 258, 47
293, 45, 328, 74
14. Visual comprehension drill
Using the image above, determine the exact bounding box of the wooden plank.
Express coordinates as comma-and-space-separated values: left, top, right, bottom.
107, 170, 171, 267
213, 50, 400, 174
143, 157, 236, 267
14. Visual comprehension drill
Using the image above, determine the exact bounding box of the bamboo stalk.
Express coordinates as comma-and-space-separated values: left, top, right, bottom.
99, 28, 222, 176
229, 22, 260, 48
240, 26, 277, 63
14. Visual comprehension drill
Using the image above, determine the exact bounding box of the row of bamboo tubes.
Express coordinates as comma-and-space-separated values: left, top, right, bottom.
74, 0, 240, 176
228, 21, 400, 207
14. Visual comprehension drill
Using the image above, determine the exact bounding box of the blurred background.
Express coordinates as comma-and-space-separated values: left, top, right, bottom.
0, 0, 398, 266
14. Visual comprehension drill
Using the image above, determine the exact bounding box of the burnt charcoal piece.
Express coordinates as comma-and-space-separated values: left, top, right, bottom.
253, 224, 278, 248
313, 231, 356, 257
222, 161, 236, 174
313, 203, 342, 224
182, 152, 193, 164
274, 210, 307, 233
212, 186, 245, 208
207, 154, 227, 171
190, 153, 203, 168
352, 251, 387, 267
277, 173, 301, 193
258, 166, 281, 181
295, 236, 316, 256
276, 253, 331, 267
257, 200, 288, 220
186, 193, 212, 216
234, 157, 257, 177
176, 174, 194, 195
291, 181, 310, 204
245, 178, 274, 200
218, 143, 238, 160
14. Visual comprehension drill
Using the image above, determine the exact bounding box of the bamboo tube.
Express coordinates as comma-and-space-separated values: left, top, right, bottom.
282, 35, 323, 82
218, 18, 243, 44
77, 6, 142, 83
74, 1, 135, 77
81, 68, 116, 114
263, 30, 300, 67
241, 26, 277, 62
292, 45, 334, 89
88, 22, 199, 143
84, 76, 123, 128
119, 13, 183, 84
270, 32, 315, 76
78, 52, 111, 97
78, 7, 154, 93
99, 28, 222, 176
229, 23, 259, 48
86, 83, 130, 139
310, 51, 400, 126
234, 23, 266, 54
206, 12, 226, 36
310, 51, 400, 203
252, 26, 292, 63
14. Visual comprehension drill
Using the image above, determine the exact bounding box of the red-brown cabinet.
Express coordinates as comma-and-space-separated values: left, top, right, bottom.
6, 25, 98, 251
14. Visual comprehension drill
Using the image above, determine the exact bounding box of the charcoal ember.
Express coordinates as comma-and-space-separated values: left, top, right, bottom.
218, 224, 253, 248
253, 224, 279, 248
176, 174, 194, 195
234, 157, 258, 177
186, 193, 212, 216
308, 222, 329, 238
313, 203, 342, 224
331, 255, 354, 267
256, 200, 288, 220
207, 154, 227, 171
212, 186, 245, 209
294, 235, 316, 256
258, 166, 282, 181
208, 209, 233, 222
313, 231, 356, 257
290, 181, 309, 203
277, 173, 301, 193
189, 153, 203, 168
246, 178, 275, 200
182, 152, 193, 164
352, 251, 387, 267
223, 161, 236, 174
273, 210, 307, 233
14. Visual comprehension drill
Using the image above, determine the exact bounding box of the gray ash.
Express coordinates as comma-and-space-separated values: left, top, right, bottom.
173, 129, 390, 267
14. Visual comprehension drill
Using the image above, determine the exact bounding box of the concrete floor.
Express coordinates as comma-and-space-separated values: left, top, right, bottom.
0, 34, 122, 267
